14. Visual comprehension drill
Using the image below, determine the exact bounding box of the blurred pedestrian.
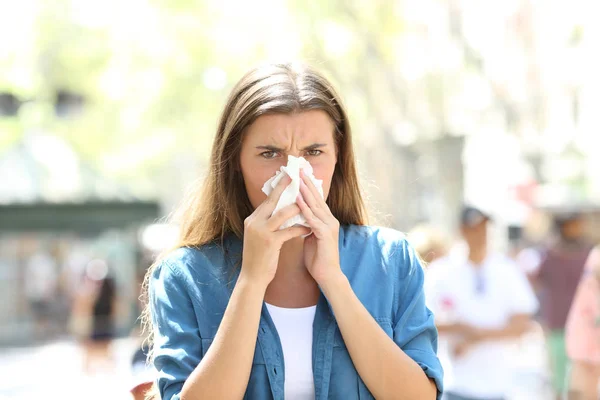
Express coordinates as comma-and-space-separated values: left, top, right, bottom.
24, 248, 58, 340
565, 246, 600, 400
529, 212, 593, 398
425, 205, 538, 400
73, 258, 118, 374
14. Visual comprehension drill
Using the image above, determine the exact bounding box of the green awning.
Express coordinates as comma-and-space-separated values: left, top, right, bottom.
0, 201, 161, 233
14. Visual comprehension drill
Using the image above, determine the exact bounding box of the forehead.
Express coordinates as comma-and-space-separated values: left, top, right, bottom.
243, 110, 335, 145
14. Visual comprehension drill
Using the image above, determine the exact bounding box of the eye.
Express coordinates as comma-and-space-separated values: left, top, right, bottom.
260, 151, 279, 159
306, 149, 322, 157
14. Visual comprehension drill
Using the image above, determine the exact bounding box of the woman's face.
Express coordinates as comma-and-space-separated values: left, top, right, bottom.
239, 110, 338, 210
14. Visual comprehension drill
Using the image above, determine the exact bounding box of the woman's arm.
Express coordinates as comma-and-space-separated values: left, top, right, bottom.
180, 276, 266, 400
153, 176, 310, 400
151, 262, 268, 400
321, 273, 438, 400
296, 170, 441, 399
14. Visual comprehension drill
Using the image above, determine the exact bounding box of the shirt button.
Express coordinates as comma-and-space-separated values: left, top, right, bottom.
261, 327, 266, 333
273, 367, 278, 375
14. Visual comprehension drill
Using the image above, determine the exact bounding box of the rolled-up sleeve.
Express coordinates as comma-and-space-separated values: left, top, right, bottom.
393, 240, 444, 399
150, 260, 202, 400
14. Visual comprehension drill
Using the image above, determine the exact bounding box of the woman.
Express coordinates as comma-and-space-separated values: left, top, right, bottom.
143, 63, 443, 399
566, 246, 600, 400
73, 258, 117, 374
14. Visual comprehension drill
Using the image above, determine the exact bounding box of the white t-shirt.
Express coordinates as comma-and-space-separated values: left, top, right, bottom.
425, 253, 538, 398
266, 303, 316, 400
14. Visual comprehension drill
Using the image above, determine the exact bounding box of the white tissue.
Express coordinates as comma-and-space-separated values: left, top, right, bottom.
261, 155, 324, 229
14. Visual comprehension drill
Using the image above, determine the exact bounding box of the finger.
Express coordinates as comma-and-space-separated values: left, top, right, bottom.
266, 203, 302, 231
300, 169, 326, 206
259, 174, 291, 217
299, 178, 318, 208
275, 225, 312, 242
299, 179, 330, 222
296, 194, 327, 233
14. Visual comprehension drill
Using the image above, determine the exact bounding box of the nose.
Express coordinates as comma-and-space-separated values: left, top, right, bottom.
276, 149, 304, 168
269, 152, 301, 177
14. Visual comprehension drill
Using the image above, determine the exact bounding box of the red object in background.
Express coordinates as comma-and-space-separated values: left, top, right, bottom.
511, 180, 538, 206
441, 296, 455, 310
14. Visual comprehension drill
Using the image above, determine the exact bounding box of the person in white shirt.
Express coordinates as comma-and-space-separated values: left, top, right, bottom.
425, 206, 538, 400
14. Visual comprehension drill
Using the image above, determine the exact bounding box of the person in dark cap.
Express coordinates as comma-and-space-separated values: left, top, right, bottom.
425, 205, 538, 400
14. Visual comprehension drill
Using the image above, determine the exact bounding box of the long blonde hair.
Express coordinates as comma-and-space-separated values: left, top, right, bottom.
141, 62, 367, 397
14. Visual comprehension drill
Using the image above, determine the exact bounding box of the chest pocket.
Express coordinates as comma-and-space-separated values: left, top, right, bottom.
201, 338, 273, 400
329, 318, 393, 400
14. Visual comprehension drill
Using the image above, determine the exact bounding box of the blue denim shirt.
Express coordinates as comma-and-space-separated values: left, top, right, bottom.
150, 225, 443, 399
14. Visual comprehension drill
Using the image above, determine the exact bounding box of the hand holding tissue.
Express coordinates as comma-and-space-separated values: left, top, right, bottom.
261, 155, 324, 229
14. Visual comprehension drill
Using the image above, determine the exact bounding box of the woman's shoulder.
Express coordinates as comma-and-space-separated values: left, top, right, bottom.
341, 224, 410, 253
342, 225, 407, 246
154, 239, 241, 286
341, 225, 418, 276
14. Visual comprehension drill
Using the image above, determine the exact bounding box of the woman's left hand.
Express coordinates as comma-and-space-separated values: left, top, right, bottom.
296, 169, 343, 287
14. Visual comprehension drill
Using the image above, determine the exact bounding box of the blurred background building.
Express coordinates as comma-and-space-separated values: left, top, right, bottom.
1, 0, 600, 398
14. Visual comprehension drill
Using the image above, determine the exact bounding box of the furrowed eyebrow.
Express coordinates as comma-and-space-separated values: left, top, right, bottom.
255, 143, 326, 151
256, 145, 284, 152
302, 143, 326, 150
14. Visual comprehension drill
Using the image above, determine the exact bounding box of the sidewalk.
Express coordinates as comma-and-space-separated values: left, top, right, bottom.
0, 337, 140, 400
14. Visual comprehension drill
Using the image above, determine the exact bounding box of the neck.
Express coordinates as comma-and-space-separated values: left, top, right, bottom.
277, 237, 307, 275
468, 244, 487, 266
265, 236, 319, 307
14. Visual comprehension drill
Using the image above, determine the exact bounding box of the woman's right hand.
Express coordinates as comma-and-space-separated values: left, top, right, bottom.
240, 175, 311, 288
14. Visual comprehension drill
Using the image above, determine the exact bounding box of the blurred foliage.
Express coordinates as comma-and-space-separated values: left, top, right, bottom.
0, 0, 538, 207
1, 1, 463, 159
